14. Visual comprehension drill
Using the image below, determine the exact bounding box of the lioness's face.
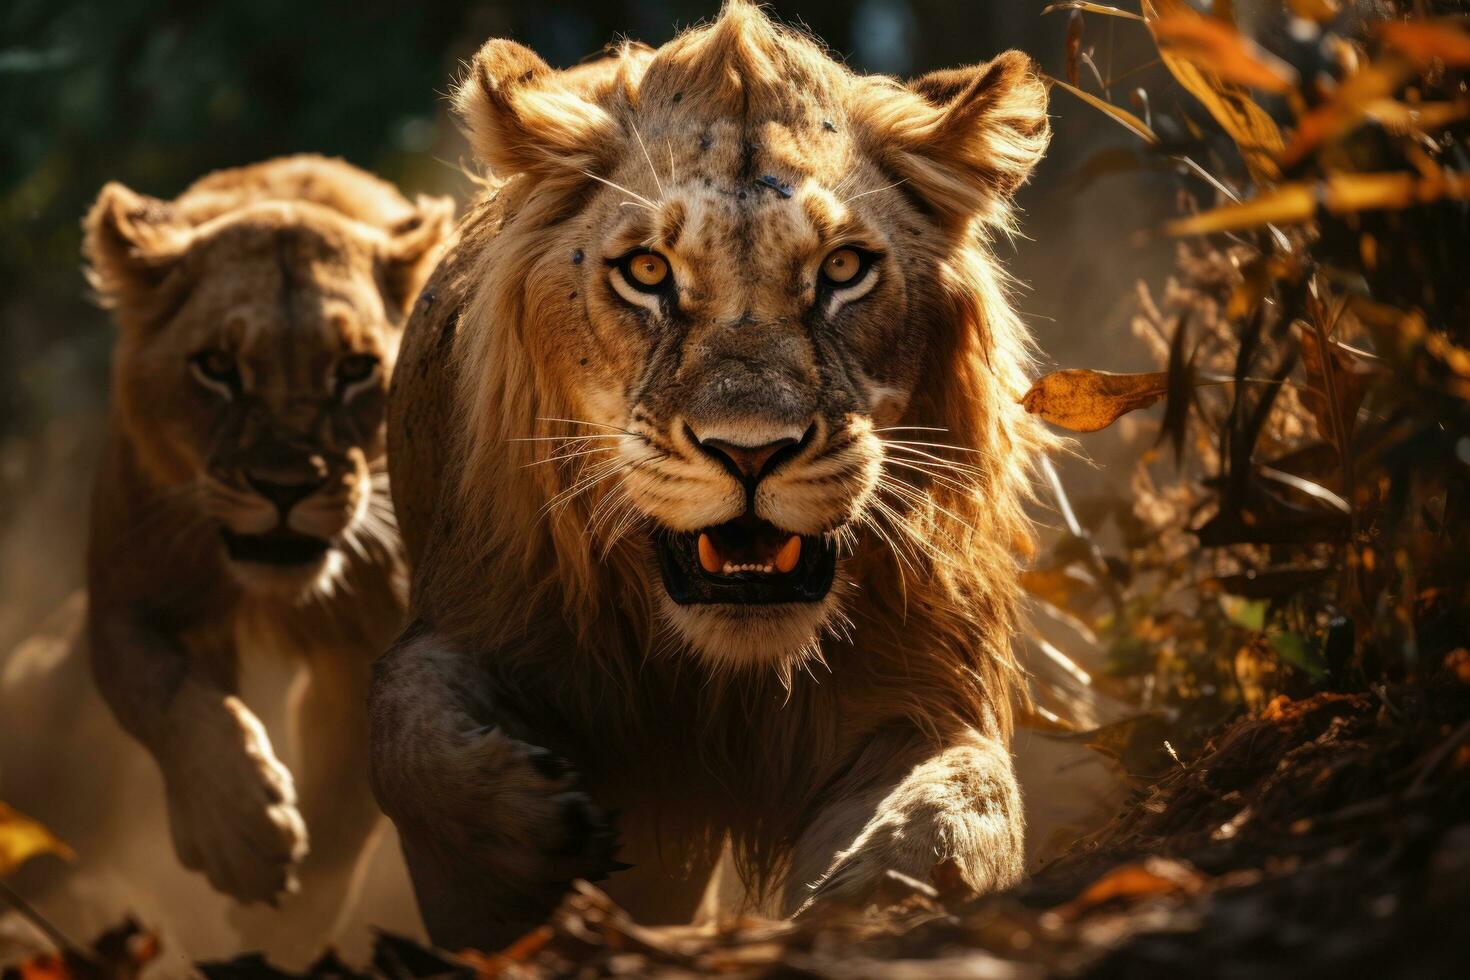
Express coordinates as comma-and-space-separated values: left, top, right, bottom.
461, 16, 1047, 667
95, 199, 437, 595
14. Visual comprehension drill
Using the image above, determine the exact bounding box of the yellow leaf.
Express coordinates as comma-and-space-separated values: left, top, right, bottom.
1168, 171, 1470, 235
0, 802, 75, 876
1281, 58, 1418, 167
1047, 76, 1160, 144
1021, 369, 1169, 433
1042, 1, 1145, 20
1143, 0, 1285, 183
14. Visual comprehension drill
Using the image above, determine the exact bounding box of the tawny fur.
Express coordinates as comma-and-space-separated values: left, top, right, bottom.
375, 2, 1053, 949
83, 155, 452, 956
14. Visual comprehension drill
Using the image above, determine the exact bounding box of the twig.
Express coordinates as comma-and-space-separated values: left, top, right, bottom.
0, 878, 92, 964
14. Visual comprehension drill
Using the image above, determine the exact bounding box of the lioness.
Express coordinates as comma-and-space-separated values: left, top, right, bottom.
83, 156, 452, 930
374, 1, 1052, 947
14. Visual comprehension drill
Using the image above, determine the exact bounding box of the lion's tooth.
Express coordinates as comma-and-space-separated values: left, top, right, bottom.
722, 562, 734, 575
775, 535, 802, 573
698, 533, 722, 574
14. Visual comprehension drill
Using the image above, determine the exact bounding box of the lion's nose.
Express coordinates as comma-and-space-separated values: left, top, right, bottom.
690, 422, 815, 489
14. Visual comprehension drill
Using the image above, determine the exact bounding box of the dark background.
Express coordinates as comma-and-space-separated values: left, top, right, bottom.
0, 0, 1176, 644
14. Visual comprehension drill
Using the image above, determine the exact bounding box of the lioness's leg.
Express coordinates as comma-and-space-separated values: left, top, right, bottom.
369, 626, 621, 950
233, 651, 385, 959
781, 728, 1024, 916
89, 607, 307, 904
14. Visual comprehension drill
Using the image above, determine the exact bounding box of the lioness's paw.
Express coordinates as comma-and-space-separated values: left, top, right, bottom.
162, 697, 309, 904
425, 729, 623, 890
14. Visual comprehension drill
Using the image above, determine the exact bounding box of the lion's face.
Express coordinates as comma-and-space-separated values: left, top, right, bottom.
87, 188, 449, 595
455, 4, 1048, 668
564, 148, 936, 664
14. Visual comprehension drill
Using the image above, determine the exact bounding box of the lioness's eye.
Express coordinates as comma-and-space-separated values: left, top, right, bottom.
190, 349, 240, 397
619, 251, 672, 292
820, 248, 865, 287
336, 354, 379, 386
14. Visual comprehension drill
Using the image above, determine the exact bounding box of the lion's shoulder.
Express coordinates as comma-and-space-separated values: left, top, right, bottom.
387, 192, 507, 564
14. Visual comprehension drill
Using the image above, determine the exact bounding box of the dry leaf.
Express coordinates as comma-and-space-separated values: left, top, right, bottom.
1143, 0, 1285, 183
1048, 76, 1160, 143
0, 802, 75, 876
1042, 1, 1145, 21
1299, 326, 1374, 446
1066, 11, 1084, 87
1022, 369, 1170, 432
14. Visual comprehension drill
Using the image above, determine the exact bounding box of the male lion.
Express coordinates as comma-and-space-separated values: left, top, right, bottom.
375, 2, 1052, 947
83, 156, 452, 936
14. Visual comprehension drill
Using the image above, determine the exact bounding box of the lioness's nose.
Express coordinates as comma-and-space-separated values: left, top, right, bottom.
690, 423, 814, 488
246, 473, 329, 514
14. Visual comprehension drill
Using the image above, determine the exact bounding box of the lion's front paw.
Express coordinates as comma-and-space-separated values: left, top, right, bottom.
162, 697, 308, 904
398, 728, 623, 897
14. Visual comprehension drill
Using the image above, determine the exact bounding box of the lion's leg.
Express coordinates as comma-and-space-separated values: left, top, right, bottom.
781, 728, 1025, 917
594, 799, 719, 926
370, 625, 621, 951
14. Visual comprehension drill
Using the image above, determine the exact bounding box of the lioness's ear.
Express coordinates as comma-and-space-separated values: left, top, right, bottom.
453, 38, 620, 187
868, 52, 1049, 230
379, 194, 456, 315
83, 182, 192, 314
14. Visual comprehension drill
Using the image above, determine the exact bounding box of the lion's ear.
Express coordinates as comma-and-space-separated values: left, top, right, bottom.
871, 52, 1050, 229
83, 182, 193, 315
453, 38, 620, 187
378, 194, 456, 315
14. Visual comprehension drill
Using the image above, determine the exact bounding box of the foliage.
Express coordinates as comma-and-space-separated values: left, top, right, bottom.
1024, 0, 1470, 742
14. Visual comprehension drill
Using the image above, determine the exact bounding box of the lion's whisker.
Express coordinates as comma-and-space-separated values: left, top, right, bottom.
629, 121, 665, 199
579, 170, 656, 211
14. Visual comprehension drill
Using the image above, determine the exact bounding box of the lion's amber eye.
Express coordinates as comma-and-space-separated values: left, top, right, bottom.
821, 248, 864, 286
626, 252, 670, 289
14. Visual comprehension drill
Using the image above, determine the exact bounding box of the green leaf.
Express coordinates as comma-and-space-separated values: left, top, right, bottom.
1220, 594, 1267, 630
1270, 632, 1327, 679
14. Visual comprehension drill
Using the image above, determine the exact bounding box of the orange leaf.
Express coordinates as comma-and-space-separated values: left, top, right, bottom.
0, 802, 75, 877
1289, 0, 1339, 22
1151, 14, 1299, 92
1280, 58, 1417, 167
1052, 858, 1205, 920
1379, 19, 1470, 67
1021, 369, 1169, 432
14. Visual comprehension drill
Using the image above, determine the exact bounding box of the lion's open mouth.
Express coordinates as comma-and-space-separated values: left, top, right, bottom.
221, 529, 332, 567
655, 516, 837, 605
